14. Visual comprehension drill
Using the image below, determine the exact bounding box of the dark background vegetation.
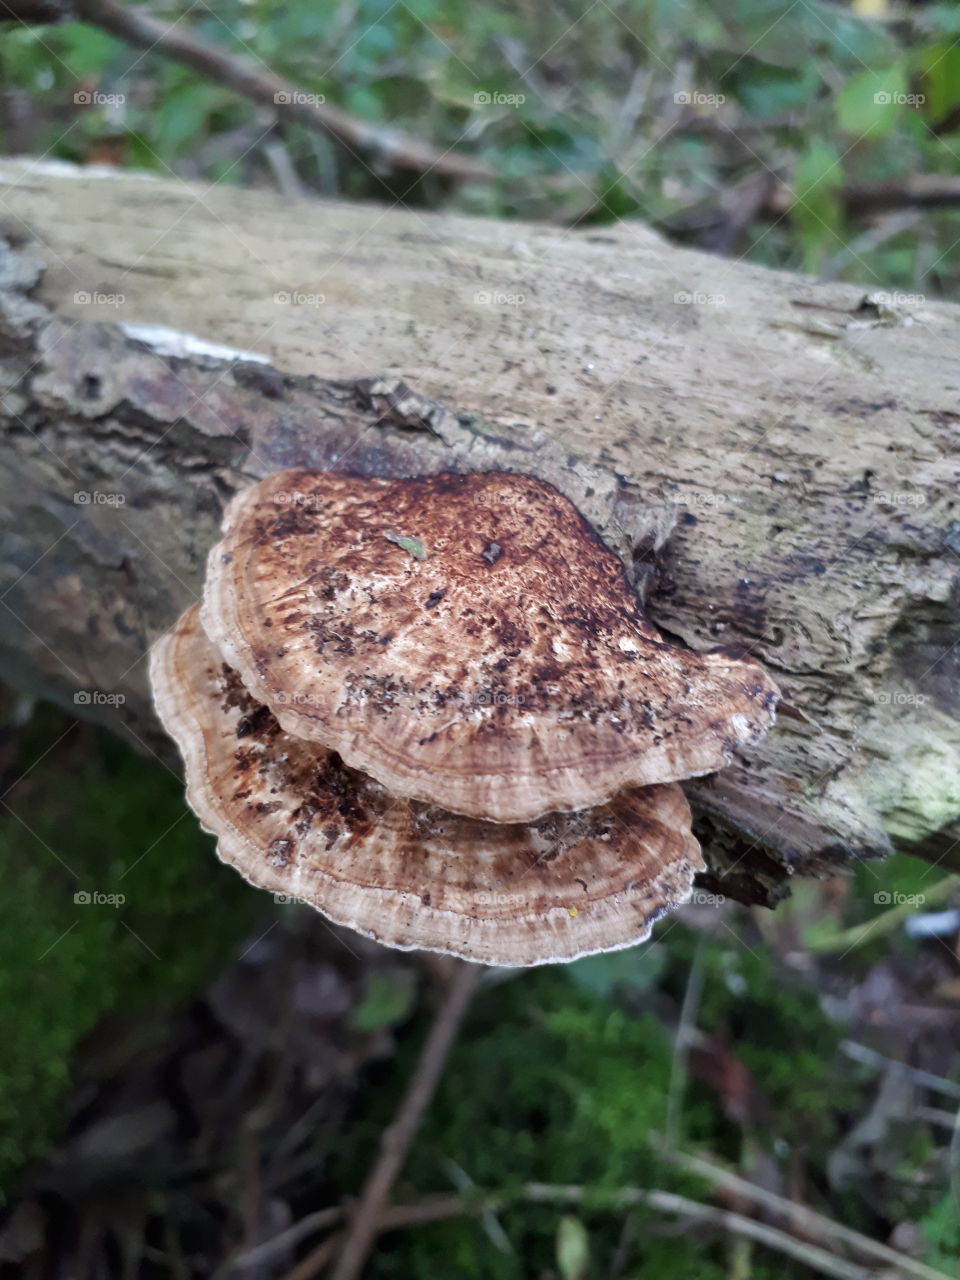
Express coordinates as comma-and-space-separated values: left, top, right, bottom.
1, 0, 959, 1276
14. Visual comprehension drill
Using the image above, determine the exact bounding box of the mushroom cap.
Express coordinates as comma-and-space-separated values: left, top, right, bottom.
201, 469, 779, 824
150, 605, 705, 967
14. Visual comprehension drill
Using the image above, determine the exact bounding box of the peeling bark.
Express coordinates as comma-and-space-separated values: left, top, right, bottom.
2, 159, 959, 905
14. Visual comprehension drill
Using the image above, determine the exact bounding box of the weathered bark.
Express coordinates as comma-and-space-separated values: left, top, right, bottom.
2, 157, 959, 905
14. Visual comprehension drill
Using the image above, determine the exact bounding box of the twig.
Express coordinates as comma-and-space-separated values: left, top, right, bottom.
60, 0, 492, 180
663, 171, 960, 248
281, 1233, 343, 1280
279, 1199, 474, 1280
840, 1040, 960, 1100
842, 175, 960, 217
235, 1208, 341, 1272
519, 1184, 876, 1280
652, 1141, 954, 1280
759, 175, 960, 219
806, 875, 958, 954
664, 932, 704, 1148
262, 136, 306, 202
327, 959, 483, 1280
0, 0, 70, 18
280, 1181, 952, 1280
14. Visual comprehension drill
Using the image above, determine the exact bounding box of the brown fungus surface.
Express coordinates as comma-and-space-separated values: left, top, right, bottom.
150, 605, 705, 966
201, 469, 779, 823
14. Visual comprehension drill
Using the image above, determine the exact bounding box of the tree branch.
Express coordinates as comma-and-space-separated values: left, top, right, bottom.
327, 960, 483, 1280
273, 1180, 956, 1280
1, 0, 493, 180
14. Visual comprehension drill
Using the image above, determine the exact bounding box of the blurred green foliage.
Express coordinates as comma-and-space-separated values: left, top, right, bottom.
0, 711, 260, 1190
0, 704, 955, 1270
325, 948, 852, 1277
919, 1192, 960, 1271
1, 0, 958, 290
328, 969, 724, 1278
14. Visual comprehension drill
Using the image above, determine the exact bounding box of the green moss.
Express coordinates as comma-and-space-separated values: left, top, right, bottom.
862, 713, 960, 846
326, 930, 860, 1278
329, 969, 745, 1277
919, 1192, 960, 1271
0, 708, 261, 1190
667, 936, 854, 1152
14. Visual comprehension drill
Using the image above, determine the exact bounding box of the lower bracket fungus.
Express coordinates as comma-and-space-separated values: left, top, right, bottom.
150, 606, 705, 966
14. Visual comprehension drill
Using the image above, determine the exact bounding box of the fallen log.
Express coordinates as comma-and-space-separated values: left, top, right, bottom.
2, 157, 958, 904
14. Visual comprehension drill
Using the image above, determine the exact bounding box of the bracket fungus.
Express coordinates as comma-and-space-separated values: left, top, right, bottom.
150, 606, 705, 966
201, 469, 779, 823
150, 468, 778, 966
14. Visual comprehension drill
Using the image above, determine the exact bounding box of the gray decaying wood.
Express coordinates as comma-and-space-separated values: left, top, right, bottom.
1, 158, 959, 907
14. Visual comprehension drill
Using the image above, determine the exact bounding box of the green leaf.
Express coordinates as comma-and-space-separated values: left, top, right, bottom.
921, 4, 960, 36
154, 82, 233, 154
350, 970, 417, 1032
354, 22, 396, 58
57, 23, 122, 78
722, 60, 819, 117
836, 64, 907, 138
124, 132, 167, 172
344, 83, 385, 123
919, 43, 960, 122
919, 1192, 960, 1269
792, 140, 844, 272
567, 945, 665, 999
382, 529, 427, 560
556, 1215, 590, 1280
374, 74, 432, 117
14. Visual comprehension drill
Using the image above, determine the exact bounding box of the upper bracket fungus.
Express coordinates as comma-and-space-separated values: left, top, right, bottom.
150, 468, 778, 966
150, 606, 705, 966
201, 469, 779, 824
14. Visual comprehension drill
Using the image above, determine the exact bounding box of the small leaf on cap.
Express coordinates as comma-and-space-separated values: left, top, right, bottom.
382, 529, 427, 560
